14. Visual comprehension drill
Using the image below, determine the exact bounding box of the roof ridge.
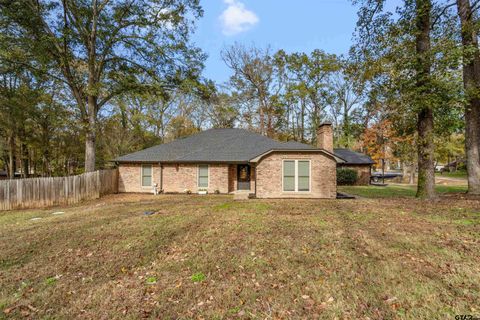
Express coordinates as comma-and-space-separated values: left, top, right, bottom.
175, 130, 249, 161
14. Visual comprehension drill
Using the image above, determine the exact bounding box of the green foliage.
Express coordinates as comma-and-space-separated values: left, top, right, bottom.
45, 276, 57, 285
352, 0, 464, 199
191, 272, 206, 282
336, 168, 358, 185
0, 0, 469, 185
435, 134, 465, 163
0, 0, 206, 172
146, 276, 157, 285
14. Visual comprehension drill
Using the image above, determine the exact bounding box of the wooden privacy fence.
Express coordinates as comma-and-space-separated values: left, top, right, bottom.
0, 169, 118, 211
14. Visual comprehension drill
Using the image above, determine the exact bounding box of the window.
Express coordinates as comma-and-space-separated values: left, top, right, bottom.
198, 165, 209, 188
298, 161, 310, 191
283, 160, 310, 192
142, 165, 152, 187
283, 161, 295, 191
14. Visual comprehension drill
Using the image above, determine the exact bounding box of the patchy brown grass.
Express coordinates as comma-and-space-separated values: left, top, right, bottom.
0, 193, 479, 319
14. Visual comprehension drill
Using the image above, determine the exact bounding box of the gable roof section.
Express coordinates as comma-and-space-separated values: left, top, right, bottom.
115, 128, 319, 163
249, 149, 344, 163
334, 148, 375, 165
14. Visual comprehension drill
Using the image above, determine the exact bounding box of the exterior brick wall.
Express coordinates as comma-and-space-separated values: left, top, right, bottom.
118, 163, 229, 194
118, 163, 161, 193
161, 163, 229, 194
250, 167, 256, 193
255, 151, 337, 199
119, 154, 335, 198
338, 164, 371, 185
228, 165, 236, 193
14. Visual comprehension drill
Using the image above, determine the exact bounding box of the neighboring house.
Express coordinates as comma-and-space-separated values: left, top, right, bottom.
334, 149, 375, 185
444, 159, 465, 172
114, 123, 371, 198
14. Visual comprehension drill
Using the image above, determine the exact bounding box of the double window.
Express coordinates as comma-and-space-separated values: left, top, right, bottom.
283, 160, 310, 192
141, 165, 152, 187
198, 164, 209, 188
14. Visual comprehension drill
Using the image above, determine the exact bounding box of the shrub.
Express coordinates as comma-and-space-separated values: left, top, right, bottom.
337, 168, 358, 185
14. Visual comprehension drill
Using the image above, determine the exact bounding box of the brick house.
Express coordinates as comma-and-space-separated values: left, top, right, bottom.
115, 123, 372, 198
334, 149, 375, 185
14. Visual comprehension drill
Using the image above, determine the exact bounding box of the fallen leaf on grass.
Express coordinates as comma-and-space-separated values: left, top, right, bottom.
3, 307, 14, 314
384, 296, 398, 304
27, 305, 37, 312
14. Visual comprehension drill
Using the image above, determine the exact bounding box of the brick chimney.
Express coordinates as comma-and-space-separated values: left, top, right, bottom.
316, 122, 333, 152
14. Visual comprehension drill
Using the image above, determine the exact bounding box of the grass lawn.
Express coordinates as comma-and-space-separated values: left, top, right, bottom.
0, 193, 479, 319
435, 171, 468, 179
339, 184, 468, 198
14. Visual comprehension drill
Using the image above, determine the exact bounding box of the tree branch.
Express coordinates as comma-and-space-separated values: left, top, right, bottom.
431, 1, 456, 28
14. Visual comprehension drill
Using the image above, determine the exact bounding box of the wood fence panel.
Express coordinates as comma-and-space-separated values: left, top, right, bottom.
0, 169, 118, 211
99, 169, 118, 196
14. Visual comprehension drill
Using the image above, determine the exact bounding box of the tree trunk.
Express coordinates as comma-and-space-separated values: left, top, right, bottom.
8, 134, 15, 178
31, 150, 37, 177
457, 0, 480, 194
415, 0, 436, 199
301, 99, 305, 142
343, 102, 350, 147
21, 143, 29, 178
416, 107, 435, 197
259, 105, 265, 135
409, 163, 417, 184
19, 127, 29, 178
42, 125, 51, 177
84, 96, 97, 172
402, 163, 409, 183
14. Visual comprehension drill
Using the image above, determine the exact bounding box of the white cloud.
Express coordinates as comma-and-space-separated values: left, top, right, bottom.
219, 0, 259, 36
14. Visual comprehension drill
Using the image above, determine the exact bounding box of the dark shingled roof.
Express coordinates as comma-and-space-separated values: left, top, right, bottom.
115, 128, 317, 163
334, 148, 375, 165
114, 128, 371, 164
